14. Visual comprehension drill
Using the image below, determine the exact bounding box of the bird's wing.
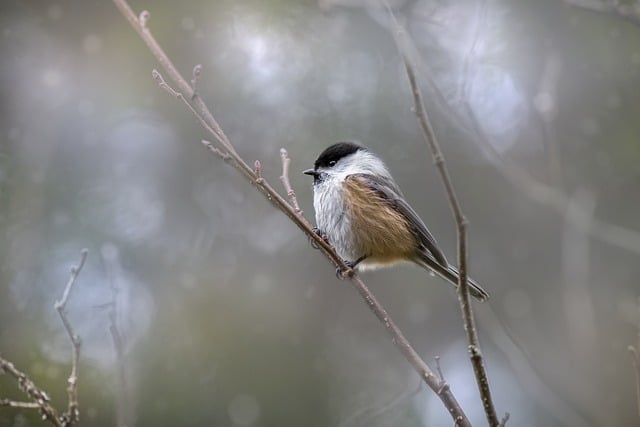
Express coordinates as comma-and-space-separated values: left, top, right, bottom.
348, 173, 449, 268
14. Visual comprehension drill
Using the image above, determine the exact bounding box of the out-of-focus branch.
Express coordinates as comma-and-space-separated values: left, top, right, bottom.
462, 93, 640, 257
112, 0, 472, 424
1, 249, 88, 426
54, 248, 88, 425
562, 0, 640, 26
0, 399, 40, 409
108, 299, 129, 427
100, 245, 130, 427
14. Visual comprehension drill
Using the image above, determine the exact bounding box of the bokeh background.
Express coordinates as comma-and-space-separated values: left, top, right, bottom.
1, 0, 639, 426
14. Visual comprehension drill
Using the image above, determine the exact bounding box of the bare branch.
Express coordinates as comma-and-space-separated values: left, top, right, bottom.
434, 356, 445, 382
254, 160, 262, 180
0, 356, 63, 427
113, 0, 472, 423
500, 412, 511, 426
1, 250, 88, 426
112, 2, 233, 154
384, 4, 500, 425
100, 245, 130, 427
0, 399, 41, 409
280, 148, 303, 216
54, 248, 88, 425
562, 0, 640, 27
191, 63, 202, 95
202, 140, 231, 162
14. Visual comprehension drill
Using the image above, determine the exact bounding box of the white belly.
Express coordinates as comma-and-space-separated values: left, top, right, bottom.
313, 181, 360, 262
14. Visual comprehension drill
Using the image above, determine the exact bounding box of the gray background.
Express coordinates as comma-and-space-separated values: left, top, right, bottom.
1, 0, 639, 426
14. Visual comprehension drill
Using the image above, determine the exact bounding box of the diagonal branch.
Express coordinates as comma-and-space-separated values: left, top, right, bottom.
112, 0, 472, 424
0, 357, 63, 426
562, 0, 640, 27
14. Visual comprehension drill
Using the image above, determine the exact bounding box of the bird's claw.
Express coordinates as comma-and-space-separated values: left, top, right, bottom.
335, 265, 355, 280
309, 227, 328, 249
335, 258, 358, 279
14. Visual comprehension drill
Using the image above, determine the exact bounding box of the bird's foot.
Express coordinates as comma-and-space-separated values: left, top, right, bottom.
335, 256, 366, 280
309, 227, 328, 249
335, 264, 355, 280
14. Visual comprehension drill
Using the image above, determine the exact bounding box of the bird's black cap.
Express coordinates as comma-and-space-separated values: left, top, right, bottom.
313, 142, 364, 170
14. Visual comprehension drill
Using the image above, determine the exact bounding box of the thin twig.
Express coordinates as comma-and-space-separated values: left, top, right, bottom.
0, 399, 41, 409
499, 412, 511, 427
100, 245, 130, 427
0, 356, 63, 427
191, 64, 202, 96
562, 0, 640, 27
434, 356, 445, 381
54, 248, 88, 425
279, 148, 303, 216
385, 5, 501, 425
254, 160, 262, 180
112, 0, 472, 424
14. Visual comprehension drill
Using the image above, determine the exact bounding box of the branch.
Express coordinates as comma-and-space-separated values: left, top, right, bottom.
1, 251, 88, 426
385, 5, 501, 425
280, 148, 303, 216
54, 248, 88, 426
97, 244, 130, 427
0, 357, 63, 426
403, 49, 500, 427
456, 73, 640, 257
112, 0, 472, 424
562, 0, 640, 27
0, 399, 41, 409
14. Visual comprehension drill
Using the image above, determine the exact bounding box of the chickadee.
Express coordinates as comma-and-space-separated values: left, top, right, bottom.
304, 142, 489, 302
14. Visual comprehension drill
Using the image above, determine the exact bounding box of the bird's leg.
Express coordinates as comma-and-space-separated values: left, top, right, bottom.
309, 227, 328, 249
335, 255, 367, 279
346, 255, 367, 269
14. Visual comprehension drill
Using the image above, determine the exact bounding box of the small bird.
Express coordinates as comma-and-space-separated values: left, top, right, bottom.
304, 142, 489, 302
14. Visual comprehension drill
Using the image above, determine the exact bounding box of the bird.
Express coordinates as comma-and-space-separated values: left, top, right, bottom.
303, 141, 489, 302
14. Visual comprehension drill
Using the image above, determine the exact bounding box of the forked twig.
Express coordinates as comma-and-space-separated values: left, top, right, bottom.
280, 148, 303, 216
54, 248, 88, 425
1, 249, 88, 426
0, 357, 62, 426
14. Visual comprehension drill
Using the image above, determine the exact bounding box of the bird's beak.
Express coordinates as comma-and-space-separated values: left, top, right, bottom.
303, 169, 318, 177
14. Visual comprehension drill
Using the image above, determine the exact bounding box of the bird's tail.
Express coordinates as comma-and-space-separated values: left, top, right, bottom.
414, 254, 489, 302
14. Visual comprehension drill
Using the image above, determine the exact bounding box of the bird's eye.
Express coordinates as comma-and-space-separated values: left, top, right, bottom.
328, 160, 336, 167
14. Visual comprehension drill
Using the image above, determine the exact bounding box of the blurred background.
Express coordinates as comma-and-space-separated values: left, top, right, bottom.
1, 0, 639, 426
